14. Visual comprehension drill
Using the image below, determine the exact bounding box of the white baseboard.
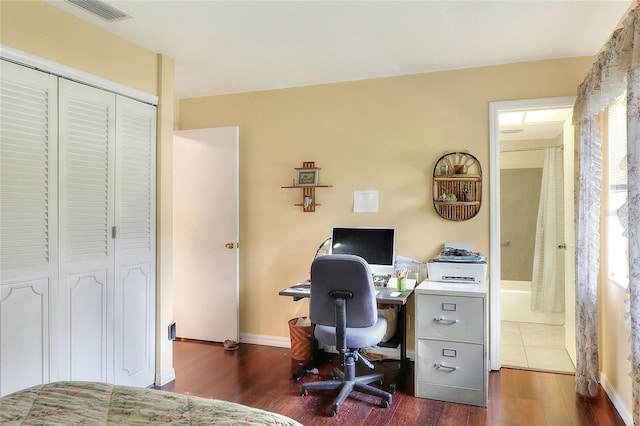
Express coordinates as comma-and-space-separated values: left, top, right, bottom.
600, 371, 633, 426
155, 368, 176, 387
239, 333, 291, 348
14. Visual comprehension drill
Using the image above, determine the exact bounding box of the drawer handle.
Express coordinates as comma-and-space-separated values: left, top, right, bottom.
434, 317, 459, 324
434, 363, 458, 371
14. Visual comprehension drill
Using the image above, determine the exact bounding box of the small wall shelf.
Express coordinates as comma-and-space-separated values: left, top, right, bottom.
433, 152, 482, 221
281, 161, 332, 212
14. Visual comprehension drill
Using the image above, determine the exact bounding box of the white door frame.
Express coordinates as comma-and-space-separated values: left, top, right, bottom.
489, 96, 576, 370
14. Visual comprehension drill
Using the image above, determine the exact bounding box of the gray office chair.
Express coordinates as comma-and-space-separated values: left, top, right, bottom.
300, 254, 392, 416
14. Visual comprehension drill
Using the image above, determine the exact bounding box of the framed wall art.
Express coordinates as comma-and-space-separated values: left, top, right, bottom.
296, 168, 318, 186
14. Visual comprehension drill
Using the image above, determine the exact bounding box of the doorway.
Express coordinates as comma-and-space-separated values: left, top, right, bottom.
489, 97, 576, 373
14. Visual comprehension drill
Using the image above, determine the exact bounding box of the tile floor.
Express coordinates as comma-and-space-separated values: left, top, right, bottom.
501, 320, 575, 373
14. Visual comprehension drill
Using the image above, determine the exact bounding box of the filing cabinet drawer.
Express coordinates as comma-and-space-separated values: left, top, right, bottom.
416, 339, 484, 390
416, 293, 484, 342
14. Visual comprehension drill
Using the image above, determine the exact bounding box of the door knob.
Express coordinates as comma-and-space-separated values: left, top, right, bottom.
558, 243, 567, 249
225, 242, 235, 249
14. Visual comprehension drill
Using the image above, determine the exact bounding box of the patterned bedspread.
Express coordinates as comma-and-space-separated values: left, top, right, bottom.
0, 381, 302, 425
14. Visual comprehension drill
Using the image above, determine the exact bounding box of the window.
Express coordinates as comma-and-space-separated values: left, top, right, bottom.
606, 95, 629, 289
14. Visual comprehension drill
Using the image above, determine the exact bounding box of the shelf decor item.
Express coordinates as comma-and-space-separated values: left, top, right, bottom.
282, 161, 332, 212
296, 168, 318, 186
432, 151, 482, 221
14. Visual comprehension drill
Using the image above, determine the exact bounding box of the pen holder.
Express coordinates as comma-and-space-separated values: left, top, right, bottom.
397, 278, 407, 291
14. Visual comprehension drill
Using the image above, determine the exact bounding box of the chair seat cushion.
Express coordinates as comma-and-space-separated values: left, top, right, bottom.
314, 316, 388, 349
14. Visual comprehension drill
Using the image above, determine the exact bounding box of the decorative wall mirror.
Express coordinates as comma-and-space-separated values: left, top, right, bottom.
433, 152, 482, 221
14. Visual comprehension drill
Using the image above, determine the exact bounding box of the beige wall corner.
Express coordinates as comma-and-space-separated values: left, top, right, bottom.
600, 280, 632, 419
0, 0, 157, 95
156, 53, 175, 384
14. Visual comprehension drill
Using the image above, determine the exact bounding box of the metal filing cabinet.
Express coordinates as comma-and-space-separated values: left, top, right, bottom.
414, 280, 488, 406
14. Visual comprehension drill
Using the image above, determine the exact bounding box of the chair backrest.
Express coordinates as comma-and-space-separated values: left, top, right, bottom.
309, 254, 378, 328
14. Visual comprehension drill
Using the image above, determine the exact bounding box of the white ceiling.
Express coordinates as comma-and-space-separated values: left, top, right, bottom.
46, 0, 632, 99
499, 107, 573, 141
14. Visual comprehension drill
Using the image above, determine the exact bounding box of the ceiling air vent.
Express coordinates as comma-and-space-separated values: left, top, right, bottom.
66, 0, 132, 22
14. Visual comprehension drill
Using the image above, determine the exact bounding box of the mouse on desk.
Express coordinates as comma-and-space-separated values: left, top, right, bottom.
390, 291, 401, 297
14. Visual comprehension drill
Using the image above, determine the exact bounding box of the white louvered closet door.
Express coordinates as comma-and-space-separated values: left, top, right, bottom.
58, 79, 116, 383
0, 61, 59, 396
0, 59, 156, 394
113, 96, 156, 387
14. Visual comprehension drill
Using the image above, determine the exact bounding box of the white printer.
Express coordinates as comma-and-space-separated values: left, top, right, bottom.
427, 244, 487, 284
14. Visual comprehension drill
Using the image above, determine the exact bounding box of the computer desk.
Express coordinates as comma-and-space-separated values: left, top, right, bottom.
279, 283, 413, 391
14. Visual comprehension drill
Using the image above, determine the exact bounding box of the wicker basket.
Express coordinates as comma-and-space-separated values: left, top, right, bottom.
288, 318, 311, 361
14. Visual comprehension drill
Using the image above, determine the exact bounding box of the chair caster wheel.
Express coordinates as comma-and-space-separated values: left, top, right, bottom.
379, 378, 384, 385
389, 383, 396, 394
380, 400, 390, 408
327, 405, 338, 417
300, 388, 308, 396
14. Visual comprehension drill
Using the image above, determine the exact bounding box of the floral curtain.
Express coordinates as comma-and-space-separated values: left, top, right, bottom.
628, 65, 640, 424
574, 116, 602, 398
573, 5, 640, 422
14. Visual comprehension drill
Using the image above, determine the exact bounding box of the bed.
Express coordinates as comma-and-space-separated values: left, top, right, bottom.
0, 381, 302, 425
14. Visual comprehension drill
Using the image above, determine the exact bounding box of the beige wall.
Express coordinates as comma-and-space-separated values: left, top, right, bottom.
156, 54, 175, 381
601, 280, 632, 413
178, 57, 594, 343
0, 0, 158, 96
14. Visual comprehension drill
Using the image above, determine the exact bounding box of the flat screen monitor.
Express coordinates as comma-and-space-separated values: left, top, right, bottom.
330, 227, 396, 276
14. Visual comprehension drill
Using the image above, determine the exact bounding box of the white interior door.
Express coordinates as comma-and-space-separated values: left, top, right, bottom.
173, 127, 239, 342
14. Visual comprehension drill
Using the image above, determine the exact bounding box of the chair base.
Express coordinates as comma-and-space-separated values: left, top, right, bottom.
300, 355, 392, 416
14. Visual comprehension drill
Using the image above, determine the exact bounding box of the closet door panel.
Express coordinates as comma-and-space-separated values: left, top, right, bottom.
66, 271, 108, 382
0, 61, 58, 396
115, 97, 156, 259
113, 96, 156, 387
0, 61, 58, 277
0, 278, 51, 396
117, 263, 153, 383
58, 79, 116, 381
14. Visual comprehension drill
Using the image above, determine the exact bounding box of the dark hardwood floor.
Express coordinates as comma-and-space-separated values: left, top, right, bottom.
160, 340, 625, 425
